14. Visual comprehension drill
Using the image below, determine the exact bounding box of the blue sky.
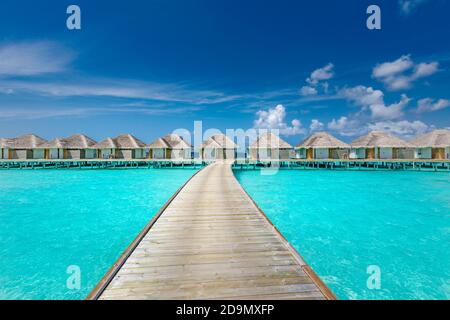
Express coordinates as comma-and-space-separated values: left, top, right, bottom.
0, 0, 449, 144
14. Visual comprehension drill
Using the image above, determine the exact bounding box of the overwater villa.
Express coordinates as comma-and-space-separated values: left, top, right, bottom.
200, 134, 237, 160
93, 134, 146, 159
148, 133, 192, 160
39, 134, 97, 160
0, 138, 13, 160
249, 132, 293, 160
411, 129, 450, 160
296, 132, 349, 159
92, 138, 116, 159
350, 131, 413, 160
8, 134, 47, 160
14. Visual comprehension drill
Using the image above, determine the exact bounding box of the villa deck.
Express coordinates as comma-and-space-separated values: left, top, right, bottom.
88, 161, 335, 300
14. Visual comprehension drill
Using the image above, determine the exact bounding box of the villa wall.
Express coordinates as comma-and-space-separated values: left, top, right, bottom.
414, 147, 432, 159
99, 149, 114, 159
10, 150, 32, 159
33, 149, 45, 159
295, 148, 306, 159
248, 148, 258, 160
255, 148, 291, 160
329, 148, 349, 159
133, 149, 145, 159
1, 148, 9, 159
202, 147, 234, 160
115, 149, 145, 159
85, 149, 97, 159
48, 148, 64, 159
379, 147, 393, 159
314, 148, 328, 159
151, 148, 165, 159
171, 149, 191, 160
202, 147, 217, 160
432, 148, 446, 160
65, 150, 82, 159
224, 149, 236, 160
446, 147, 450, 159
349, 148, 365, 159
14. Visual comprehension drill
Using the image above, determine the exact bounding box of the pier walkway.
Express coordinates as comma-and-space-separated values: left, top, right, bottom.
88, 161, 335, 300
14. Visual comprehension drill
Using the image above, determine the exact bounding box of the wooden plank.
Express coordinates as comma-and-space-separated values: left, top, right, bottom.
89, 161, 336, 300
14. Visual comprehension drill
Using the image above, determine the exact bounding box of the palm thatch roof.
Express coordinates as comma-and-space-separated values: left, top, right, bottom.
148, 137, 170, 149
92, 138, 117, 149
201, 134, 237, 149
114, 134, 146, 149
39, 138, 66, 149
38, 134, 97, 149
64, 134, 97, 149
296, 132, 349, 149
148, 134, 191, 149
0, 138, 14, 148
351, 131, 412, 148
11, 134, 47, 149
250, 132, 292, 149
411, 129, 450, 148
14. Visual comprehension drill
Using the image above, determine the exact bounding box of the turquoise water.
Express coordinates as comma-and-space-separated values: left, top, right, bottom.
0, 168, 197, 300
235, 169, 450, 300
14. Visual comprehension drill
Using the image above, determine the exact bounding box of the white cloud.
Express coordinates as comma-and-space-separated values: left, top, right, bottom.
327, 116, 366, 137
372, 55, 439, 91
399, 0, 429, 15
372, 55, 413, 79
0, 78, 240, 105
307, 63, 334, 85
340, 85, 384, 106
309, 119, 324, 131
300, 86, 317, 96
369, 94, 410, 120
300, 63, 334, 96
368, 120, 429, 138
339, 85, 408, 120
253, 104, 305, 136
416, 98, 450, 113
0, 41, 74, 76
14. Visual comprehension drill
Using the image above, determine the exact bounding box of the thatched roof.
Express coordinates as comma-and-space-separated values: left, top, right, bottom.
250, 132, 292, 149
93, 134, 145, 149
148, 134, 191, 149
114, 134, 146, 148
201, 137, 222, 149
0, 138, 14, 148
38, 134, 97, 149
148, 137, 170, 149
411, 129, 450, 148
201, 134, 237, 149
39, 138, 66, 149
12, 134, 47, 149
351, 131, 412, 148
296, 132, 349, 149
64, 134, 97, 148
92, 138, 117, 149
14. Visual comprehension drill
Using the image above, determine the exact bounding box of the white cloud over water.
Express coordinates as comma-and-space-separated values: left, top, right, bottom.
0, 41, 74, 76
416, 98, 450, 113
253, 104, 305, 136
372, 55, 439, 91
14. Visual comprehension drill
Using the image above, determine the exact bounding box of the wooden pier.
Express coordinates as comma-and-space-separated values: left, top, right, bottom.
88, 161, 335, 300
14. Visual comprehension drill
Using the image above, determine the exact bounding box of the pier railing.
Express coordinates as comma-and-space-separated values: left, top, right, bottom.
1, 158, 450, 171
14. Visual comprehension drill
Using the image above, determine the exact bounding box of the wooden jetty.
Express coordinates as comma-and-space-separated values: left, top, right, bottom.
88, 161, 335, 300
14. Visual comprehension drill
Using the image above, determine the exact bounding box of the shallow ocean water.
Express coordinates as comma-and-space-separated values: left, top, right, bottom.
234, 169, 450, 300
0, 168, 197, 300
